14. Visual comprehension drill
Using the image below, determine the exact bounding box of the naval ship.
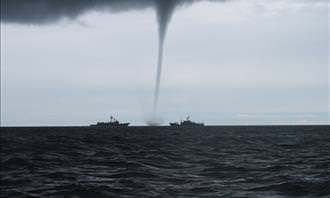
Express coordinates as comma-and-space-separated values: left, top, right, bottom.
170, 116, 204, 127
90, 116, 130, 127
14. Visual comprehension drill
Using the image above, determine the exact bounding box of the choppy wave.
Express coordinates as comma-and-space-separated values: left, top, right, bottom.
1, 126, 330, 197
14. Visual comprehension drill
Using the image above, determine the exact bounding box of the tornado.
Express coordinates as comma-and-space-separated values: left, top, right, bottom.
152, 0, 176, 122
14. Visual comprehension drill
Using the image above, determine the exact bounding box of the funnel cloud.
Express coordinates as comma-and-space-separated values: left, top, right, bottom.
153, 1, 176, 118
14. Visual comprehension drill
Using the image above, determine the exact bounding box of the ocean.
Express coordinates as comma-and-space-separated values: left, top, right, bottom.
1, 126, 329, 198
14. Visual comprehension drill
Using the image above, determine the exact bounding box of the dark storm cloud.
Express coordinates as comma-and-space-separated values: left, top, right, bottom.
0, 0, 212, 24
1, 0, 325, 25
0, 0, 150, 24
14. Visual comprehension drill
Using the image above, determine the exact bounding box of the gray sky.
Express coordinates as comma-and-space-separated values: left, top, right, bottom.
1, 0, 329, 126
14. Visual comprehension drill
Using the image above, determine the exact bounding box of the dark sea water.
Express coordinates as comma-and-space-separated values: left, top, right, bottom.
1, 126, 330, 198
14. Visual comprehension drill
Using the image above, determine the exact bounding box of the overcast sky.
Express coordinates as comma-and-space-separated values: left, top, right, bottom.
1, 0, 329, 126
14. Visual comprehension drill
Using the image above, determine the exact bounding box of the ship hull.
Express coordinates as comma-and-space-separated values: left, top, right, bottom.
90, 123, 130, 127
170, 123, 204, 127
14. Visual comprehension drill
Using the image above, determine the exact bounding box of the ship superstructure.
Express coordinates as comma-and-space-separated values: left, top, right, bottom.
91, 116, 129, 127
170, 116, 204, 127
